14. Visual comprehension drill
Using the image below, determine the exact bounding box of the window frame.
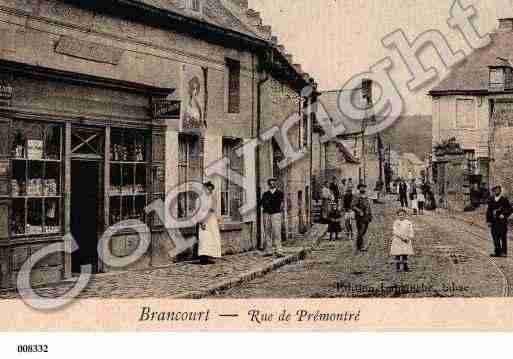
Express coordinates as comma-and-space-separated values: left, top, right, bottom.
226, 58, 241, 114
220, 137, 244, 221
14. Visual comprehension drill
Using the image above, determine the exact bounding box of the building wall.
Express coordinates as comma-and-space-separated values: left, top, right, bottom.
432, 95, 490, 158
489, 96, 513, 197
0, 0, 267, 285
259, 78, 311, 240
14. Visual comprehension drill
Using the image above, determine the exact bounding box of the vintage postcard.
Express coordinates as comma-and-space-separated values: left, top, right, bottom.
1, 0, 513, 336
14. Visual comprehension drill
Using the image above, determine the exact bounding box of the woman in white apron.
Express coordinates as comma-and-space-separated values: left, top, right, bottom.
198, 182, 222, 264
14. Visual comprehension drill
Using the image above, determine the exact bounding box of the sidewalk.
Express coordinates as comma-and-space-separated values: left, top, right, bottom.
0, 224, 328, 300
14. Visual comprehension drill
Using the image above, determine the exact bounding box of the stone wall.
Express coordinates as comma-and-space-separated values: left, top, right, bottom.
490, 127, 513, 197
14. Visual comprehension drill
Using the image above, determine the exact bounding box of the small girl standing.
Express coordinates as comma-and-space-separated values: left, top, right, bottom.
390, 208, 415, 272
411, 193, 418, 215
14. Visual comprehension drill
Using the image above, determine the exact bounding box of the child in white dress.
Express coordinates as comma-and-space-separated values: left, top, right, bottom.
411, 193, 418, 215
390, 208, 415, 272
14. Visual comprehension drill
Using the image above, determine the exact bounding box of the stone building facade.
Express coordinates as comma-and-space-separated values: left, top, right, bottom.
429, 16, 513, 207
0, 0, 316, 288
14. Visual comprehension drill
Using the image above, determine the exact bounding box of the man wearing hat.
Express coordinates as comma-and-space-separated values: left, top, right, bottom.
261, 178, 285, 258
486, 185, 513, 257
352, 183, 373, 252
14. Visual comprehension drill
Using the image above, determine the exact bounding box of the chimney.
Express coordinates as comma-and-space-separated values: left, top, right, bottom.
497, 0, 513, 31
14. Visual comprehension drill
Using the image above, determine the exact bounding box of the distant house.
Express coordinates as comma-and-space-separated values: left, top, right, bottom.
312, 80, 382, 191
428, 15, 513, 207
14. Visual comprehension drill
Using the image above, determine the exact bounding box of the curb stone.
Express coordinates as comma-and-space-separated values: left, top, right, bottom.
172, 225, 328, 299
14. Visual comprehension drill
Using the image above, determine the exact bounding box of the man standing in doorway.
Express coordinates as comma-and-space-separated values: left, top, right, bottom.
487, 185, 512, 257
352, 183, 373, 252
261, 178, 285, 258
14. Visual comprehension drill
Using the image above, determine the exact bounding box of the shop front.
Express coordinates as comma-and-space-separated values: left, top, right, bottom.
0, 63, 173, 288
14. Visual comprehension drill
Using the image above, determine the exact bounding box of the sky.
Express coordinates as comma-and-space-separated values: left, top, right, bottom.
248, 0, 505, 115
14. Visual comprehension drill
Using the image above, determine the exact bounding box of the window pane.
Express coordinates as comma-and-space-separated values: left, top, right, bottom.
228, 61, 240, 114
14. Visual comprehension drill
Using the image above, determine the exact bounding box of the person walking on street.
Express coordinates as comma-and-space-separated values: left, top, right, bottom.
486, 185, 513, 257
327, 203, 342, 241
343, 187, 355, 240
330, 179, 341, 205
321, 181, 334, 221
261, 178, 285, 258
399, 180, 408, 208
352, 183, 373, 252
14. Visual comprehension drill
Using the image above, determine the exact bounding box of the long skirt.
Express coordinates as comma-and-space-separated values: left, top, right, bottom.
198, 214, 222, 258
390, 235, 414, 256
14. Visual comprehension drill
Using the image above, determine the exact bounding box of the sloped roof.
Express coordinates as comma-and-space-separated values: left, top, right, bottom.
334, 139, 360, 164
140, 0, 260, 38
430, 31, 513, 94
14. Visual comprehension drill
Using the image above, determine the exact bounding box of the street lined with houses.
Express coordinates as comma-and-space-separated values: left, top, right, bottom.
2, 198, 510, 299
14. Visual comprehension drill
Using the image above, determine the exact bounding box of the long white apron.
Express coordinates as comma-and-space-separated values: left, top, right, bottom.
198, 197, 222, 258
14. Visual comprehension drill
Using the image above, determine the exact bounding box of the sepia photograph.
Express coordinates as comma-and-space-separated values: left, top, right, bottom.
1, 0, 513, 338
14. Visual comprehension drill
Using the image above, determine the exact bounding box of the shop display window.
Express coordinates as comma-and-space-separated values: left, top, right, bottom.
109, 128, 149, 225
10, 121, 63, 237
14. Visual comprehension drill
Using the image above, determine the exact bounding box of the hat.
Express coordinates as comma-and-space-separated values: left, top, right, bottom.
267, 178, 278, 185
357, 183, 367, 190
492, 185, 502, 191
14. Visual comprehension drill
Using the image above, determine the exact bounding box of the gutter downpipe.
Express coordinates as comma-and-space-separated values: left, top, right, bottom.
256, 57, 270, 250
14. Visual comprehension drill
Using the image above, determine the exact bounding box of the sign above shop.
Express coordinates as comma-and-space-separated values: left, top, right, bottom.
153, 99, 181, 120
55, 35, 124, 65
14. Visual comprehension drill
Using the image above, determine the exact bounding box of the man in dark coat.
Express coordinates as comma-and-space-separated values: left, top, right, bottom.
352, 183, 373, 252
398, 180, 408, 208
486, 185, 513, 257
329, 180, 341, 204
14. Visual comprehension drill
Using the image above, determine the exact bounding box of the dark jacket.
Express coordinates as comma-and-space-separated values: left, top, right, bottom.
352, 194, 373, 223
261, 190, 284, 215
399, 183, 408, 197
487, 196, 513, 225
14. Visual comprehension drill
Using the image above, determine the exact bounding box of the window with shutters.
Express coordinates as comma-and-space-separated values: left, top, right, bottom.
227, 59, 240, 114
221, 138, 243, 221
177, 134, 202, 220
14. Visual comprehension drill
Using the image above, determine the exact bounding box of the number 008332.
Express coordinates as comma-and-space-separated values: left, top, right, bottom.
17, 344, 48, 353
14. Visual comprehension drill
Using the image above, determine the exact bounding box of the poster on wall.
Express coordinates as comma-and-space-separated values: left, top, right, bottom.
180, 64, 207, 133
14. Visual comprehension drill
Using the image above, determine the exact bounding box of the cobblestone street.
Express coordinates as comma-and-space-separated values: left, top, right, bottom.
0, 227, 324, 300
2, 200, 511, 300
214, 199, 510, 298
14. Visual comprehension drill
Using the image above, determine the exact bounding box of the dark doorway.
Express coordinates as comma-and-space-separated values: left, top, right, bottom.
71, 160, 100, 274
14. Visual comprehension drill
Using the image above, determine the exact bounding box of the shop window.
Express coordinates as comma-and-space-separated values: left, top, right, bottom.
109, 128, 149, 225
177, 134, 202, 220
221, 138, 243, 220
9, 121, 63, 237
227, 59, 240, 114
